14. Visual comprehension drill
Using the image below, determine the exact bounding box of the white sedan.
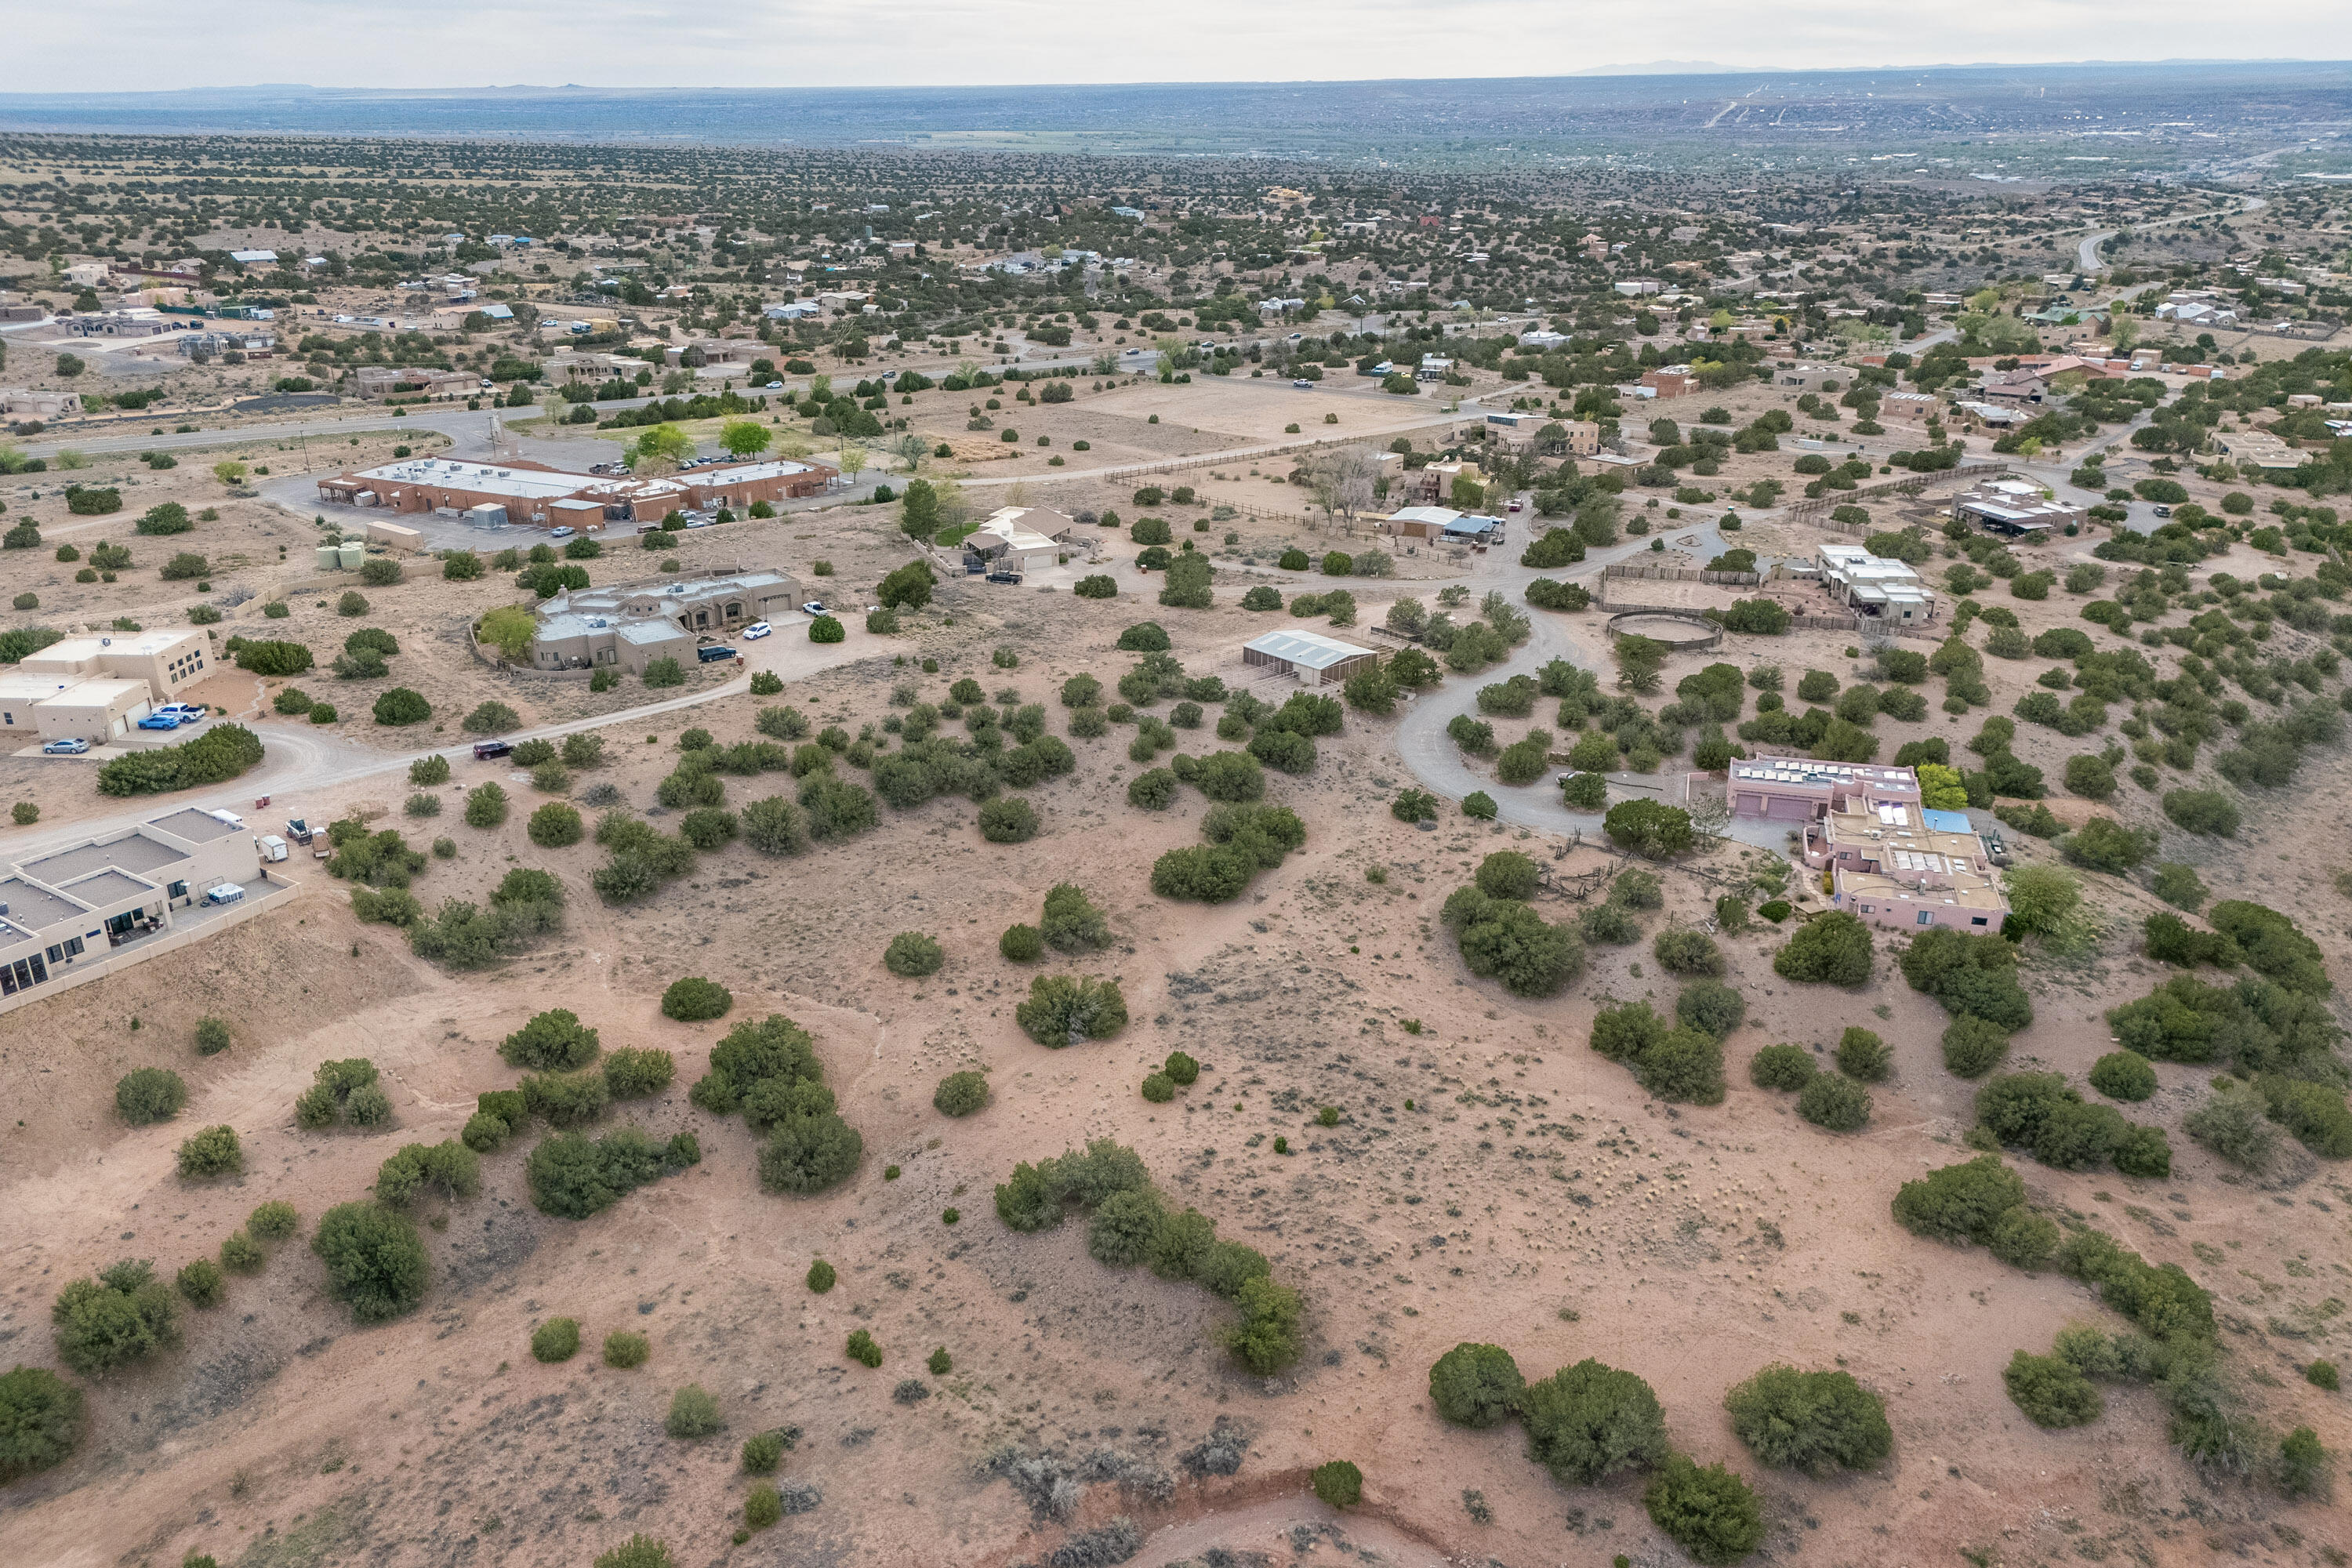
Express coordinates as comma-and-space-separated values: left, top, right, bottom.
742, 622, 772, 641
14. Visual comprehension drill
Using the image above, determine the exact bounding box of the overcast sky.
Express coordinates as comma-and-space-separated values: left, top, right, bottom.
7, 2, 2352, 93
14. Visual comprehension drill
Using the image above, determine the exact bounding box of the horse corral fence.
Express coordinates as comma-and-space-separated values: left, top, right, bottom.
1600, 564, 1763, 586
1602, 610, 1725, 650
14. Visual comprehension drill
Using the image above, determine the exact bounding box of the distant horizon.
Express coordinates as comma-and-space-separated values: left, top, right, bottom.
0, 57, 2346, 96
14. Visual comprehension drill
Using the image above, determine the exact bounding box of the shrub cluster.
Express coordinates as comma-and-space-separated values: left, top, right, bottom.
1440, 853, 1584, 998
995, 1140, 1299, 1374
526, 1125, 700, 1218
1975, 1071, 2172, 1178
688, 1014, 863, 1196
1589, 1000, 1723, 1104
1151, 801, 1306, 902
295, 1058, 394, 1129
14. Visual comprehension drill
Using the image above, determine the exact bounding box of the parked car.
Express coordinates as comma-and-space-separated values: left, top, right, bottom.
1508, 499, 1524, 513
697, 644, 739, 664
42, 737, 90, 755
765, 380, 784, 390
157, 703, 206, 724
742, 622, 772, 640
801, 601, 827, 615
550, 525, 575, 539
2151, 505, 2172, 518
472, 739, 513, 760
1291, 379, 1315, 390
136, 713, 182, 731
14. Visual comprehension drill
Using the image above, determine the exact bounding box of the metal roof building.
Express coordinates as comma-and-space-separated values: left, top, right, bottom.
1241, 630, 1379, 686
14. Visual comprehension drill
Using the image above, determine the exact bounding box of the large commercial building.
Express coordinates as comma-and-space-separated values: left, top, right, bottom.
318, 456, 837, 529
529, 569, 800, 674
0, 629, 212, 744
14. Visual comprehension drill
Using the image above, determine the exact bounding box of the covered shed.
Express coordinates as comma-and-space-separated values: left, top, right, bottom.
1241, 630, 1377, 687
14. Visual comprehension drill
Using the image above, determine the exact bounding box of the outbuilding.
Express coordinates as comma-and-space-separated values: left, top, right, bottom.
1241, 630, 1378, 687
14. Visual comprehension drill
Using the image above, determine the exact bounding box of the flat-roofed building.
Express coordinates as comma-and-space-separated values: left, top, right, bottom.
1951, 478, 2086, 539
1816, 543, 1937, 625
20, 628, 212, 699
318, 456, 834, 528
0, 807, 265, 1001
31, 677, 154, 743
963, 506, 1072, 576
529, 569, 799, 673
1241, 629, 1379, 687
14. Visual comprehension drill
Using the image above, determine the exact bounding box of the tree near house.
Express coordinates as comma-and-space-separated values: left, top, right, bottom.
720, 420, 771, 459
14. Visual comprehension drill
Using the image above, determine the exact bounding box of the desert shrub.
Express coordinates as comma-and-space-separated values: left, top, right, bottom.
0, 1366, 83, 1482
661, 977, 732, 1020
1836, 1026, 1890, 1082
1015, 975, 1128, 1047
521, 1068, 610, 1128
219, 1230, 264, 1273
2187, 1086, 2278, 1169
2256, 1076, 2352, 1159
1518, 1359, 1669, 1485
247, 1201, 299, 1242
1446, 888, 1584, 998
1642, 1454, 1766, 1567
532, 1317, 582, 1363
1000, 923, 1044, 961
1311, 1460, 1363, 1509
1428, 1342, 1525, 1429
176, 1124, 242, 1178
116, 1066, 188, 1125
374, 1139, 481, 1207
1989, 1207, 2061, 1271
2003, 1350, 2102, 1428
311, 1202, 428, 1323
845, 1329, 883, 1368
1891, 1155, 2027, 1245
978, 797, 1039, 843
884, 931, 945, 978
1942, 1015, 2010, 1079
527, 1125, 690, 1216
2089, 1051, 2158, 1102
526, 801, 584, 848
1798, 1073, 1871, 1132
742, 1428, 790, 1473
934, 1070, 989, 1116
805, 1259, 837, 1294
1040, 882, 1112, 952
1750, 1043, 1817, 1090
604, 1047, 676, 1099
1675, 978, 1746, 1040
192, 1016, 232, 1056
757, 1111, 863, 1195
160, 1260, 215, 1312
51, 1261, 180, 1375
1723, 1364, 1890, 1475
1646, 930, 1719, 981
1773, 912, 1874, 986
502, 1009, 600, 1071
604, 1330, 651, 1368
1900, 927, 2033, 1030
2208, 901, 2330, 995
665, 1383, 723, 1439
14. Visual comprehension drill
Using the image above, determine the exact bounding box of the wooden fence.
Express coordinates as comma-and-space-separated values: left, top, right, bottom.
1783, 463, 2010, 529
1600, 564, 1762, 586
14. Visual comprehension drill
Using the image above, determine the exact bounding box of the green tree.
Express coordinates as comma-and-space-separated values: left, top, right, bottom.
1429, 1342, 1525, 1428
720, 419, 771, 459
0, 1366, 83, 1483
311, 1203, 430, 1323
1519, 1359, 1669, 1485
1642, 1454, 1766, 1566
1723, 1365, 1892, 1474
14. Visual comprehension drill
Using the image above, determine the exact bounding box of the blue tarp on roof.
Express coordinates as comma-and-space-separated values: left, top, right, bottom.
1922, 808, 1974, 833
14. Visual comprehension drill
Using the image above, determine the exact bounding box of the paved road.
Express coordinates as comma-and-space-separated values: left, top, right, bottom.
5, 625, 877, 869
1385, 514, 1799, 852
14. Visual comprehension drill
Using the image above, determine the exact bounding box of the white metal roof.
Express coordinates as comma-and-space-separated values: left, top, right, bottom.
1244, 630, 1374, 670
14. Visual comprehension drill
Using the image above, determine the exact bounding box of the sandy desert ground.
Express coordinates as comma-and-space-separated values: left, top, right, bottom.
1, 383, 2348, 1568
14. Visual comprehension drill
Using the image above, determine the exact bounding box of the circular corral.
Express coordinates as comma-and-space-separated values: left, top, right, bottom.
1604, 610, 1723, 650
